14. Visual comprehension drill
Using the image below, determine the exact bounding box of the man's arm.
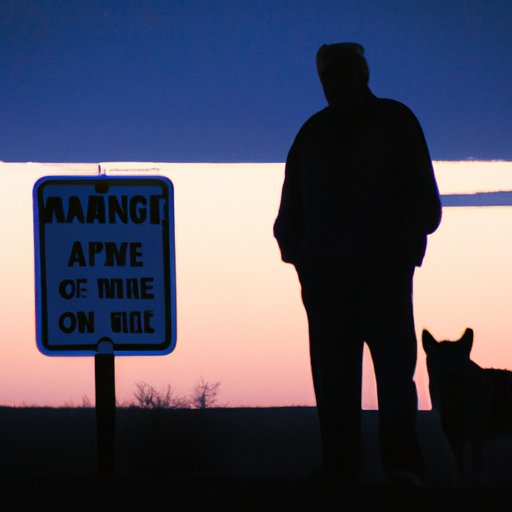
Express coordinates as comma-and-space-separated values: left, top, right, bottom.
273, 145, 304, 265
409, 115, 442, 235
396, 103, 442, 236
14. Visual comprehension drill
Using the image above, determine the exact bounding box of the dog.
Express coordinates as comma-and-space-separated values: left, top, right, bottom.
422, 328, 512, 478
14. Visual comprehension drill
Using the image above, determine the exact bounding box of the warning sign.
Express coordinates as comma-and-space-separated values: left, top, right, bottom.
33, 176, 176, 356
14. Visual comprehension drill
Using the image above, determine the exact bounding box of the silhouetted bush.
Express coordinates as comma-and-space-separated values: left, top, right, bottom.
190, 377, 221, 409
49, 378, 225, 409
126, 378, 224, 409
81, 395, 92, 408
131, 381, 191, 409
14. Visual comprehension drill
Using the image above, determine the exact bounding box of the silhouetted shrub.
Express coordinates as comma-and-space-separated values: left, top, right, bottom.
131, 381, 190, 409
125, 378, 225, 409
81, 395, 92, 408
190, 377, 222, 409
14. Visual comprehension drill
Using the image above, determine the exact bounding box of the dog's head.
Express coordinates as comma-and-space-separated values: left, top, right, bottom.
422, 328, 474, 366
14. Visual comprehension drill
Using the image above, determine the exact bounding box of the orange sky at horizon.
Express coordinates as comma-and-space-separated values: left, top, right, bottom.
1, 160, 512, 409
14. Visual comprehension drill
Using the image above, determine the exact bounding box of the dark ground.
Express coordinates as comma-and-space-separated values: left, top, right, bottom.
1, 407, 511, 511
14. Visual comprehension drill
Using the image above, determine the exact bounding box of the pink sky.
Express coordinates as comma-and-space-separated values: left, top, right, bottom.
1, 161, 512, 409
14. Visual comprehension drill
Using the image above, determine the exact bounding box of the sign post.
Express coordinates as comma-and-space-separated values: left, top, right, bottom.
33, 175, 177, 473
95, 341, 116, 473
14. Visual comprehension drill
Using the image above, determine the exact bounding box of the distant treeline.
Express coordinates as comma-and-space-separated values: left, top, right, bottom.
10, 378, 224, 409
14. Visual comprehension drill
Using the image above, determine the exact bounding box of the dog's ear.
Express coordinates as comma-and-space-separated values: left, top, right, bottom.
422, 329, 437, 353
459, 328, 474, 354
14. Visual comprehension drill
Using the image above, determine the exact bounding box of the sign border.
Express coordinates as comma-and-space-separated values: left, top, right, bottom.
33, 175, 177, 356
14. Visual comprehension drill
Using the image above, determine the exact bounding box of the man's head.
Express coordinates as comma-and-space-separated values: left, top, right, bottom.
316, 43, 369, 108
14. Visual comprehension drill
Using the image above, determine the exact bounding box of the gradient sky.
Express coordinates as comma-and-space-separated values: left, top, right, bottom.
1, 0, 512, 163
1, 161, 512, 409
1, 2, 512, 408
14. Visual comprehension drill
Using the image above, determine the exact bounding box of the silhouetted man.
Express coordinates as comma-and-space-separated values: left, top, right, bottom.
274, 43, 441, 486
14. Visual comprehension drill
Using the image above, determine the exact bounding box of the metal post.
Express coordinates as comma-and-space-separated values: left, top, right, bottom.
95, 344, 116, 474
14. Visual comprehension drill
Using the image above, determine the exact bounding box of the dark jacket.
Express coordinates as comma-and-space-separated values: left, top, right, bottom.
274, 92, 442, 270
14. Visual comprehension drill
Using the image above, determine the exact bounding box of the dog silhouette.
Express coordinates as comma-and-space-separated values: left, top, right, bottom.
422, 328, 512, 478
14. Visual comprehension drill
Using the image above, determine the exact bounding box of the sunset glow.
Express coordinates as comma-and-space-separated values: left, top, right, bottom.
0, 161, 511, 409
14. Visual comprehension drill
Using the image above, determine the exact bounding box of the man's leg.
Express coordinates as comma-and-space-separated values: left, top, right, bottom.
364, 267, 424, 479
301, 271, 364, 480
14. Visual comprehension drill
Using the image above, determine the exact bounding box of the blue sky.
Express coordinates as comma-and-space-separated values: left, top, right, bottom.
1, 0, 511, 162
